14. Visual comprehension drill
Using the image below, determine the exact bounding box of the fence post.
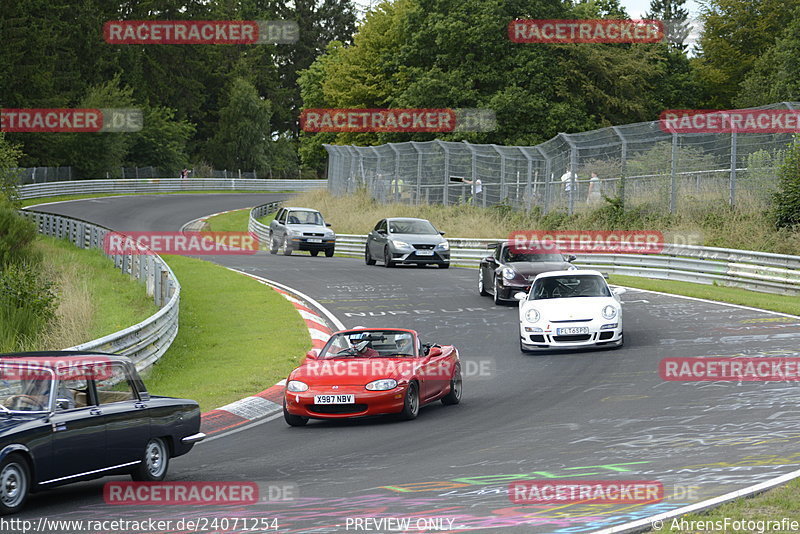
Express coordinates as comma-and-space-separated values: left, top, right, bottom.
559, 134, 578, 215
612, 126, 627, 206
388, 144, 401, 201
413, 142, 422, 205
535, 147, 551, 214
492, 145, 506, 203
730, 131, 737, 208
521, 148, 534, 212
670, 131, 678, 214
437, 140, 450, 206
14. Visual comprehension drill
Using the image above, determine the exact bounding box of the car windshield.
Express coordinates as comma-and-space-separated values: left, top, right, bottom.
287, 211, 324, 225
388, 220, 438, 235
0, 364, 54, 412
501, 248, 564, 263
320, 330, 416, 359
530, 275, 610, 299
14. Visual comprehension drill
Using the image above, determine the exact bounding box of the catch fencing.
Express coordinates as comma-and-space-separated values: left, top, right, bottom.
22, 210, 181, 373
12, 166, 311, 183
324, 102, 799, 215
18, 178, 327, 200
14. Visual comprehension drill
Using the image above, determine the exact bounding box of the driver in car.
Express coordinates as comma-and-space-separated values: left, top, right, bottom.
351, 335, 380, 358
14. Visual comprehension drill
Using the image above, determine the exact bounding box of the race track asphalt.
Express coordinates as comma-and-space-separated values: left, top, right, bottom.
19, 194, 800, 533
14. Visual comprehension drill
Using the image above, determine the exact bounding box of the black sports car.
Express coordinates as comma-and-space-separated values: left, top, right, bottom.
0, 352, 205, 514
478, 241, 577, 304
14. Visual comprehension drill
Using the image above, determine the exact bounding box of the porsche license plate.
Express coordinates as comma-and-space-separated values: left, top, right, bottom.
307, 238, 322, 243
415, 250, 434, 256
314, 394, 354, 404
557, 327, 589, 335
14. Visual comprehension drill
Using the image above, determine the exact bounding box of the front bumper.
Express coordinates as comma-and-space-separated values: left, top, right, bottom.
288, 238, 335, 251
284, 385, 407, 419
496, 281, 531, 301
391, 249, 450, 265
520, 320, 623, 350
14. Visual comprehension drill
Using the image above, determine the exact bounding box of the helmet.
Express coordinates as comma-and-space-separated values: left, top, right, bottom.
354, 340, 370, 352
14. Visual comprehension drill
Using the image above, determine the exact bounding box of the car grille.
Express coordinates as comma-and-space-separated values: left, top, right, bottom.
529, 335, 546, 343
307, 404, 368, 414
598, 331, 615, 340
303, 232, 325, 237
553, 334, 592, 342
413, 244, 435, 250
550, 319, 592, 323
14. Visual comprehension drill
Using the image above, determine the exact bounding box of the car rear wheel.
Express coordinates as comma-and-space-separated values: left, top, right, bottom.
132, 437, 169, 481
384, 247, 395, 268
325, 247, 335, 258
398, 382, 419, 420
441, 366, 462, 405
478, 270, 489, 296
310, 250, 319, 256
0, 454, 30, 515
269, 232, 278, 254
284, 401, 308, 426
365, 245, 376, 265
438, 262, 450, 269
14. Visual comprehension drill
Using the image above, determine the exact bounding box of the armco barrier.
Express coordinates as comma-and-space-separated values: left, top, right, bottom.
22, 210, 180, 372
18, 178, 327, 200
248, 202, 800, 296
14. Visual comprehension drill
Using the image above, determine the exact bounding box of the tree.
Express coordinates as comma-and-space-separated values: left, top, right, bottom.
206, 78, 272, 172
126, 106, 196, 175
774, 138, 800, 229
645, 0, 691, 51
0, 134, 24, 205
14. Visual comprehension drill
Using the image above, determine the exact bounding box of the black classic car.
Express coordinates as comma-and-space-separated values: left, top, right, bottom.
0, 352, 205, 514
478, 241, 577, 304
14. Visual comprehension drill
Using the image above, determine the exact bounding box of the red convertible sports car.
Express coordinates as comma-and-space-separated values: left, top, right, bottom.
283, 328, 461, 425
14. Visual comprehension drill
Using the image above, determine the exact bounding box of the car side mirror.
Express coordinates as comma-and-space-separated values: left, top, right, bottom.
427, 346, 443, 357
55, 398, 72, 410
305, 350, 318, 361
377, 230, 386, 235
439, 231, 446, 236
567, 255, 576, 262
326, 222, 332, 227
514, 292, 527, 301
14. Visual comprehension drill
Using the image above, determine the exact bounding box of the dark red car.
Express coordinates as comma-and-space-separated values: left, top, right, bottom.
283, 328, 461, 425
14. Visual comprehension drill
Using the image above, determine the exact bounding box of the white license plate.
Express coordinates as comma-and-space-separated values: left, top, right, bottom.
416, 250, 434, 256
557, 327, 589, 335
307, 238, 322, 243
314, 394, 355, 404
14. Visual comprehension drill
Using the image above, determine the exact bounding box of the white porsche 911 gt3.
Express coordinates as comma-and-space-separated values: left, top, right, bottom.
515, 270, 625, 352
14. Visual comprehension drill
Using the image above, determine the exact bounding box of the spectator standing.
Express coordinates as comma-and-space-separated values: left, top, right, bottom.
587, 172, 601, 204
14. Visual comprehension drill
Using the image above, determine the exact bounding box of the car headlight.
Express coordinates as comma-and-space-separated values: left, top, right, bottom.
392, 240, 411, 249
602, 305, 618, 320
436, 241, 450, 251
287, 380, 308, 392
502, 267, 516, 280
524, 308, 540, 323
567, 264, 578, 271
325, 231, 335, 238
286, 229, 300, 237
365, 379, 397, 391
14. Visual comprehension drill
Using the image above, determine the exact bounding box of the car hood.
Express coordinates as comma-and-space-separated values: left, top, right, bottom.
506, 262, 572, 278
387, 233, 445, 245
285, 224, 332, 234
290, 358, 424, 386
522, 296, 620, 322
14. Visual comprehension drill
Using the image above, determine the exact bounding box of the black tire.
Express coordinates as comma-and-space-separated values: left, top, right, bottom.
284, 401, 308, 427
478, 270, 489, 296
493, 278, 504, 305
384, 247, 395, 268
325, 247, 335, 258
269, 233, 278, 254
438, 262, 450, 269
398, 382, 420, 420
282, 238, 292, 256
310, 250, 319, 257
0, 454, 30, 515
131, 437, 169, 481
441, 366, 462, 405
365, 245, 376, 265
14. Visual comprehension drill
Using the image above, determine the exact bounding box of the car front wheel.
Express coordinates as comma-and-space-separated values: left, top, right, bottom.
132, 437, 170, 481
478, 270, 489, 296
282, 238, 292, 256
325, 247, 335, 258
284, 401, 308, 426
384, 247, 395, 268
398, 382, 420, 420
493, 278, 504, 305
0, 454, 30, 515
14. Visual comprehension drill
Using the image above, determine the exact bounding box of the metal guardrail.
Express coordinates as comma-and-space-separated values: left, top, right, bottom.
21, 210, 181, 372
18, 178, 328, 200
304, 229, 800, 296
248, 201, 284, 247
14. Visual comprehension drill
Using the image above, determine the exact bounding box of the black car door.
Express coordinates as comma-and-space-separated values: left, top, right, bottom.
45, 376, 108, 483
91, 363, 150, 466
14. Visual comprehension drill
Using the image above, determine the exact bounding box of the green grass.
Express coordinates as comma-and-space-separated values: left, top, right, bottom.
144, 255, 310, 411
35, 236, 158, 348
671, 479, 800, 533
609, 274, 800, 316
205, 208, 253, 232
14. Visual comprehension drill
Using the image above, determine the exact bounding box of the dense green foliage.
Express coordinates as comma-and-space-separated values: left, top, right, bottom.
774, 139, 800, 229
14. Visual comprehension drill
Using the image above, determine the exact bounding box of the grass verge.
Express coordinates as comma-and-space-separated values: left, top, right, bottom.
145, 255, 310, 411
205, 208, 252, 232
609, 274, 800, 316
35, 236, 158, 349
